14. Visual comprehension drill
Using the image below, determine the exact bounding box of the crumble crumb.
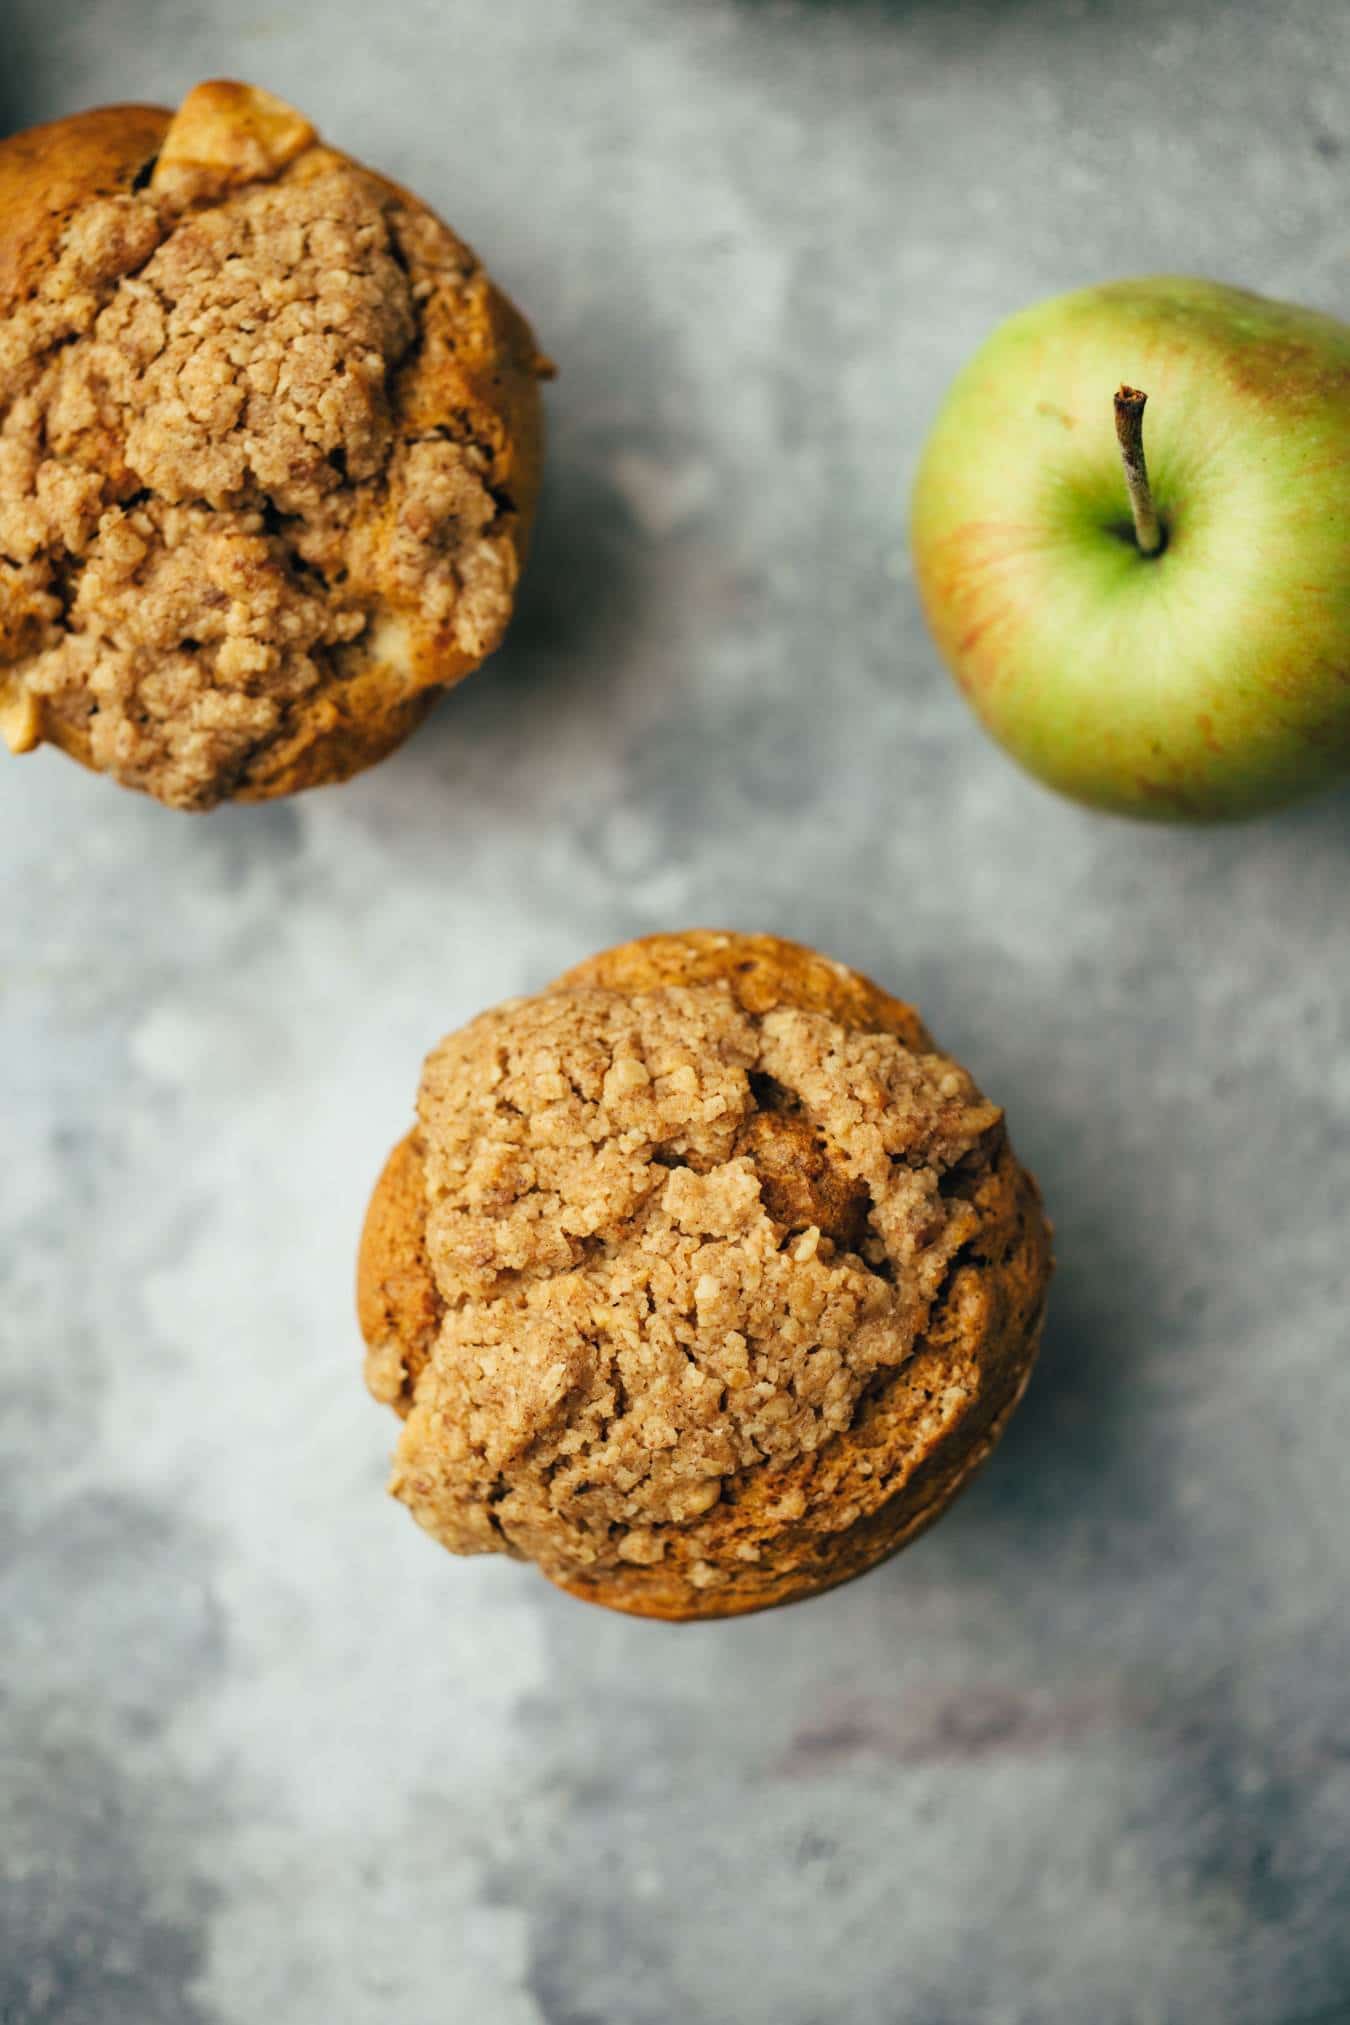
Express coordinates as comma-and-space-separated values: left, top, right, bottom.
388, 980, 1004, 1583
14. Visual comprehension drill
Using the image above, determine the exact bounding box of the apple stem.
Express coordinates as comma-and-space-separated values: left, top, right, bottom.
1113, 386, 1163, 556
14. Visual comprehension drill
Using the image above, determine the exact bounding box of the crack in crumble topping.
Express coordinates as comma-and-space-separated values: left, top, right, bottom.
381, 983, 1005, 1581
0, 156, 519, 806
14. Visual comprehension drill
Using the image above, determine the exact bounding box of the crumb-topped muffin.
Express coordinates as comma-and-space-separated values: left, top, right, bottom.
0, 81, 548, 807
358, 932, 1052, 1619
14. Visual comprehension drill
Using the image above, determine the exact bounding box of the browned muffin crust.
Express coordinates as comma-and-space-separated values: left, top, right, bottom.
359, 1131, 443, 1417
358, 932, 1052, 1620
0, 81, 548, 806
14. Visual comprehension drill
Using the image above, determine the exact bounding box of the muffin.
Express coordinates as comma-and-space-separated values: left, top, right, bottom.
0, 80, 548, 808
358, 931, 1052, 1620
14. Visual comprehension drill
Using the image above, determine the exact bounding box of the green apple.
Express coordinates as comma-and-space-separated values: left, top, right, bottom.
911, 278, 1350, 820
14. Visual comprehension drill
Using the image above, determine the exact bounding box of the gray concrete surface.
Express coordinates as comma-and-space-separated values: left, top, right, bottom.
4, 2, 1349, 2020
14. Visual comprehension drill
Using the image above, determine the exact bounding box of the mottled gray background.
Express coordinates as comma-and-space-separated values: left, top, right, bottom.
3, 1, 1349, 2020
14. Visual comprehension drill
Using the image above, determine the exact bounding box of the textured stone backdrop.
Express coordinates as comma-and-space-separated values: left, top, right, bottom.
3, 2, 1348, 2021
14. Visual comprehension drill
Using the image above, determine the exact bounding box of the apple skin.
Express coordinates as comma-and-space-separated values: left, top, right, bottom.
911, 278, 1350, 820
